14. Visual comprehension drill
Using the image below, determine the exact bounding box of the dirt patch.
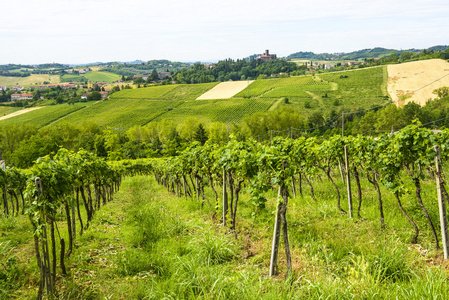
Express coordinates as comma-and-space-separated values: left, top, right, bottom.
196, 81, 254, 100
0, 107, 43, 121
387, 59, 449, 106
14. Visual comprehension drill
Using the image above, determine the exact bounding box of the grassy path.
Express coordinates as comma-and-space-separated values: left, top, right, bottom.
2, 174, 449, 299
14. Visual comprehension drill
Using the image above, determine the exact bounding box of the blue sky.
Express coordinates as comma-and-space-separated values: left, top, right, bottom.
1, 0, 449, 64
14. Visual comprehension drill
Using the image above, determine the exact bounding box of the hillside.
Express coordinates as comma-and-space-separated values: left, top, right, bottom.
387, 59, 449, 105
286, 46, 449, 61
0, 67, 389, 128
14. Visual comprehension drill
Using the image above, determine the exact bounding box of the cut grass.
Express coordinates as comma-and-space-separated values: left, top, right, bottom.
0, 74, 60, 87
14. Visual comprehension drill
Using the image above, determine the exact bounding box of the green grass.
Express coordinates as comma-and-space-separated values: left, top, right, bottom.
2, 168, 449, 299
318, 66, 389, 108
84, 71, 121, 83
0, 102, 95, 127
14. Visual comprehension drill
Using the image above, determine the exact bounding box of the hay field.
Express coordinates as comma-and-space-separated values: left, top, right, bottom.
0, 74, 60, 87
387, 59, 449, 106
196, 81, 254, 100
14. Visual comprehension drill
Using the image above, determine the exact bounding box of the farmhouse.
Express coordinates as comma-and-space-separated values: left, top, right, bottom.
11, 93, 33, 101
258, 50, 277, 62
100, 91, 108, 99
11, 85, 24, 91
159, 72, 171, 79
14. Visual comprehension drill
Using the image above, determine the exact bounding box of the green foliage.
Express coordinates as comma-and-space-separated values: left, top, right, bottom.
433, 86, 449, 99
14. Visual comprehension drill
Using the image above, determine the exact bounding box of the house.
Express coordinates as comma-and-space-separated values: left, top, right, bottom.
100, 91, 108, 99
11, 93, 33, 101
81, 92, 92, 100
159, 72, 171, 79
258, 50, 277, 62
324, 64, 335, 70
348, 61, 359, 66
0, 86, 6, 91
11, 85, 24, 91
60, 84, 76, 89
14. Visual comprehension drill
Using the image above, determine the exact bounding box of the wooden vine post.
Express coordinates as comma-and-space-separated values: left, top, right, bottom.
1, 151, 8, 217
344, 145, 353, 218
434, 145, 449, 259
269, 187, 282, 276
222, 167, 228, 226
269, 161, 292, 277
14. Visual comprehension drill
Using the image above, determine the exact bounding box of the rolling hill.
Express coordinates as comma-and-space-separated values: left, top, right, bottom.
0, 66, 391, 128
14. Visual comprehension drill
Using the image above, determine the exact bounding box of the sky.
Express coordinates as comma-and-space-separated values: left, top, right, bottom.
1, 0, 449, 64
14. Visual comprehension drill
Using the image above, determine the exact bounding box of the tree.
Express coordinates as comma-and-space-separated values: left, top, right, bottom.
33, 90, 41, 101
193, 123, 208, 145
433, 86, 449, 99
151, 69, 159, 82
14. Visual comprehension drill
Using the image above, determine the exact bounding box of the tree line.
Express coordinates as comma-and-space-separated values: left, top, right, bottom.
1, 91, 449, 168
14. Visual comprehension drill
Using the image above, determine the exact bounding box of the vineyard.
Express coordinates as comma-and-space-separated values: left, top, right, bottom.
2, 123, 449, 298
0, 67, 391, 128
154, 98, 276, 124
109, 83, 218, 101
0, 102, 93, 127
52, 99, 185, 128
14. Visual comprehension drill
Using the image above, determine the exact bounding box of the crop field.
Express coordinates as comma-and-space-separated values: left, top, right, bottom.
0, 74, 60, 87
0, 106, 21, 118
155, 98, 276, 123
387, 59, 449, 106
197, 81, 254, 100
53, 99, 184, 127
0, 102, 92, 127
110, 82, 218, 101
84, 71, 121, 83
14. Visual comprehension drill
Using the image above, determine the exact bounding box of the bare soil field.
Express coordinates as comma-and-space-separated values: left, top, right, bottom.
387, 59, 449, 106
196, 80, 254, 100
0, 107, 43, 121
